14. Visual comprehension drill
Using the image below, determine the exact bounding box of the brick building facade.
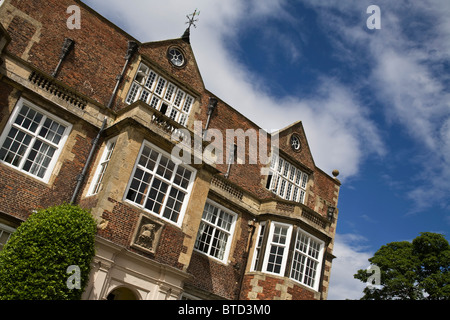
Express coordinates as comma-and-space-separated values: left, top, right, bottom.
0, 0, 341, 300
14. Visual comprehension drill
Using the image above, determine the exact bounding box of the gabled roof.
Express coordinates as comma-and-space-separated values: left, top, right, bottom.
139, 30, 205, 94
273, 120, 316, 171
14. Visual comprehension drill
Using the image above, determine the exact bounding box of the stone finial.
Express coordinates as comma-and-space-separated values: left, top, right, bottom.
332, 169, 339, 178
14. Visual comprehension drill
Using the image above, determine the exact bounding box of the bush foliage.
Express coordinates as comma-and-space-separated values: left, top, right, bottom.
0, 204, 97, 300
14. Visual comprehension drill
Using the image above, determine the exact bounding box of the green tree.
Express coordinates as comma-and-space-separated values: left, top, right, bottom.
354, 232, 450, 300
0, 204, 97, 300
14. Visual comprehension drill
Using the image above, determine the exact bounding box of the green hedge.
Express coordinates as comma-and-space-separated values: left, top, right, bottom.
0, 204, 97, 300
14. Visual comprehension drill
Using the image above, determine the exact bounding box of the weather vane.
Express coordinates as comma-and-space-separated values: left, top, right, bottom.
185, 9, 200, 30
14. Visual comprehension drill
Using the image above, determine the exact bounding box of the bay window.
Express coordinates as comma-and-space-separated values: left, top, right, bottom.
252, 221, 325, 291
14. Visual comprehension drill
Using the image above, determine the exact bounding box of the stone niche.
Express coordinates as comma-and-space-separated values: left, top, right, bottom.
131, 214, 164, 254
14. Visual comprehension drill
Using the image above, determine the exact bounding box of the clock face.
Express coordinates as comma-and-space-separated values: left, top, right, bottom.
168, 48, 185, 67
290, 134, 301, 151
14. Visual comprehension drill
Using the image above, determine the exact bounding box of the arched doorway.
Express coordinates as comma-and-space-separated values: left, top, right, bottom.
106, 286, 139, 300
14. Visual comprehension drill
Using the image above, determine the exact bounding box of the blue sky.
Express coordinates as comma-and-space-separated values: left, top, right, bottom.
82, 0, 450, 299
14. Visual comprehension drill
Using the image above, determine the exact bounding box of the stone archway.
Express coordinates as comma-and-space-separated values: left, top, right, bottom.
106, 286, 139, 300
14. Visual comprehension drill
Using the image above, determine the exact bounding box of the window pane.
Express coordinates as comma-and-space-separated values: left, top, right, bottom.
139, 89, 151, 103
38, 118, 66, 144
145, 71, 157, 89
173, 90, 185, 107
138, 146, 158, 171
267, 245, 284, 274
162, 187, 186, 222
217, 210, 233, 231
202, 202, 218, 224
0, 128, 32, 166
290, 251, 306, 282
154, 77, 166, 96
173, 166, 192, 189
23, 140, 56, 178
265, 153, 309, 204
156, 155, 175, 180
126, 83, 140, 104
182, 95, 193, 113
210, 230, 228, 260
164, 83, 176, 101
194, 222, 214, 253
290, 230, 323, 288
145, 178, 168, 214
15, 105, 43, 132
126, 168, 152, 205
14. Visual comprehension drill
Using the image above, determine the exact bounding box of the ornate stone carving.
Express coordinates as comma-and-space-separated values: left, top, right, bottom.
131, 215, 163, 254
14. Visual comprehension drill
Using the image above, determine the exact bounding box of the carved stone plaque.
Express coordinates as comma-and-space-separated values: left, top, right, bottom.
131, 215, 164, 254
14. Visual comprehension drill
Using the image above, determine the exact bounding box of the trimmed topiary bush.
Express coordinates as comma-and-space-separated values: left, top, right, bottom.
0, 204, 97, 300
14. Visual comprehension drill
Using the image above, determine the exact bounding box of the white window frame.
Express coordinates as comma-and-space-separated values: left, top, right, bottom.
266, 153, 308, 204
87, 136, 117, 196
0, 223, 16, 251
261, 222, 293, 276
124, 140, 196, 227
289, 229, 324, 291
125, 62, 194, 127
250, 221, 266, 271
0, 98, 72, 183
193, 199, 237, 263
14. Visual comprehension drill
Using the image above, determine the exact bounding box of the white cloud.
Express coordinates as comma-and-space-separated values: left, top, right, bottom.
328, 234, 373, 300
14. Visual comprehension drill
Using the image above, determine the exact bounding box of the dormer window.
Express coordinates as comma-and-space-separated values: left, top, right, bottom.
265, 153, 308, 204
126, 62, 194, 127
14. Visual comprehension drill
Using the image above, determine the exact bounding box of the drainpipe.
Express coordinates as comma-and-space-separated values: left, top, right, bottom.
70, 117, 107, 204
52, 38, 74, 78
106, 40, 139, 109
224, 144, 237, 179
202, 97, 218, 139
236, 219, 256, 299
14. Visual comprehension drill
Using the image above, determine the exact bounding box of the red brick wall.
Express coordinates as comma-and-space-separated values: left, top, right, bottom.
5, 15, 36, 57
4, 0, 134, 106
97, 198, 188, 271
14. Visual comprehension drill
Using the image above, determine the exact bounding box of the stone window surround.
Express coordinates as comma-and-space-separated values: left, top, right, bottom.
123, 139, 197, 228
0, 97, 72, 183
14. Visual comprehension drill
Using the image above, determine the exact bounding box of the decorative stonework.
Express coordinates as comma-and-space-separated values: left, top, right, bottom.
28, 70, 88, 109
131, 215, 164, 254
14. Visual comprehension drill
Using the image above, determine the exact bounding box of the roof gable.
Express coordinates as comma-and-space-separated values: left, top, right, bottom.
139, 36, 205, 95
275, 121, 315, 171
